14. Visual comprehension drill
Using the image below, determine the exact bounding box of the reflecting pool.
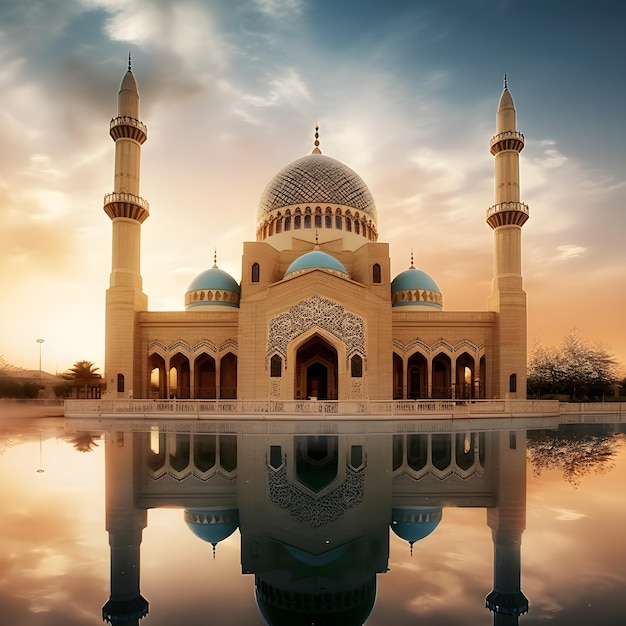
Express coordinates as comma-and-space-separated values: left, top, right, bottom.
1, 414, 625, 625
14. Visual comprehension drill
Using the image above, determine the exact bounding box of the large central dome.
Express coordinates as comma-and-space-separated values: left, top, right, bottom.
257, 154, 377, 224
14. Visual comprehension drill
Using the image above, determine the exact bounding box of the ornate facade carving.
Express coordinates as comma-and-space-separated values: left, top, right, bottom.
267, 465, 364, 527
267, 295, 366, 366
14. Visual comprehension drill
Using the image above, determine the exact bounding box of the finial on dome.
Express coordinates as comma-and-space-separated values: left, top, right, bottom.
212, 543, 216, 560
410, 249, 415, 269
128, 51, 132, 72
503, 72, 508, 90
314, 229, 320, 250
213, 248, 218, 269
410, 541, 414, 557
312, 121, 322, 154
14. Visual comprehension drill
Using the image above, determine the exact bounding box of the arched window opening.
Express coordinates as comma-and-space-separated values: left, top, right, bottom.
284, 216, 292, 231
270, 354, 282, 378
351, 354, 363, 378
117, 373, 124, 393
345, 218, 352, 232
276, 218, 283, 234
325, 215, 332, 229
304, 214, 312, 228
294, 215, 301, 229
251, 262, 260, 283
509, 373, 517, 393
354, 220, 360, 235
372, 263, 382, 284
335, 215, 343, 230
393, 353, 403, 399
315, 214, 322, 229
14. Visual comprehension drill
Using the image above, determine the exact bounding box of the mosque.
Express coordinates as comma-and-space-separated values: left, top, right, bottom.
104, 62, 529, 403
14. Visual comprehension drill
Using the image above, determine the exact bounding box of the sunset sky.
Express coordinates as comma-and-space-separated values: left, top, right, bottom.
1, 0, 625, 375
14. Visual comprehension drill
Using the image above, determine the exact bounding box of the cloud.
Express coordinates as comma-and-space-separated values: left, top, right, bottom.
252, 0, 305, 18
553, 244, 588, 262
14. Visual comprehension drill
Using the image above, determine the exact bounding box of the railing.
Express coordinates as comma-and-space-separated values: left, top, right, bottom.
110, 116, 148, 135
103, 192, 150, 211
486, 202, 529, 219
64, 398, 562, 419
489, 130, 524, 149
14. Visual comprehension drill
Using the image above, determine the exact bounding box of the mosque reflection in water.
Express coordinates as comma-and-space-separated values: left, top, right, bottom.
103, 424, 528, 625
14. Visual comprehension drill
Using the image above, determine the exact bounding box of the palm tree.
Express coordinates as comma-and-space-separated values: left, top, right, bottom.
67, 432, 101, 452
63, 361, 101, 399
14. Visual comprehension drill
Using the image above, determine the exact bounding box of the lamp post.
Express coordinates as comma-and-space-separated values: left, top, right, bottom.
36, 338, 44, 385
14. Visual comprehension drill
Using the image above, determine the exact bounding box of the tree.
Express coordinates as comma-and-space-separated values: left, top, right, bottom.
63, 361, 101, 399
527, 428, 621, 487
528, 330, 618, 400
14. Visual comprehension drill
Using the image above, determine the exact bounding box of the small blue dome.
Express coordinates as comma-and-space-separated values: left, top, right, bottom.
184, 508, 239, 545
284, 250, 349, 279
390, 507, 442, 545
391, 266, 442, 309
185, 266, 240, 309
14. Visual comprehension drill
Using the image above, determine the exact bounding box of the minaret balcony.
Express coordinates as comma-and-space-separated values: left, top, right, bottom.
104, 192, 150, 223
490, 130, 524, 155
110, 116, 148, 144
486, 202, 529, 229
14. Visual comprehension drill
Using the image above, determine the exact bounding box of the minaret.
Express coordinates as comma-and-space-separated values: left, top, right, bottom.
485, 429, 528, 625
102, 431, 149, 625
104, 56, 149, 398
486, 76, 529, 399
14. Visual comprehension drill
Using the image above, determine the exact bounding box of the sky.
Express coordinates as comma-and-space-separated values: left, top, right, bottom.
0, 0, 625, 376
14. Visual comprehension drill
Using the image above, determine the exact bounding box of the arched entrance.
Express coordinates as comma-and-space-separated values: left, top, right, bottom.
407, 353, 428, 399
295, 335, 338, 400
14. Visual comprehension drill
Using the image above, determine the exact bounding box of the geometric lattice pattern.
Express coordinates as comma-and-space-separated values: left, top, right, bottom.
257, 154, 377, 222
267, 464, 364, 527
267, 295, 366, 366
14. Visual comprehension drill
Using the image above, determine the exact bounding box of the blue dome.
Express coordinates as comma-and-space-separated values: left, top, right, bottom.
185, 266, 240, 309
391, 267, 442, 309
390, 507, 442, 545
184, 509, 239, 545
284, 250, 350, 279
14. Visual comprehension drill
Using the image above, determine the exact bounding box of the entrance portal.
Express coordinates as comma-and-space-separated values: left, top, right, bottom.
295, 336, 338, 400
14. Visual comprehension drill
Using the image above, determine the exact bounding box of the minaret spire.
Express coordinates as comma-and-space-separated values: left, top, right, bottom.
503, 72, 507, 90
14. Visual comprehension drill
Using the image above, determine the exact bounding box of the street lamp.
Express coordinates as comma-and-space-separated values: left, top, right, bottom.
36, 338, 44, 385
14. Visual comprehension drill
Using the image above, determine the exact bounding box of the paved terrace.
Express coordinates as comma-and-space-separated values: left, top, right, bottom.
61, 398, 572, 420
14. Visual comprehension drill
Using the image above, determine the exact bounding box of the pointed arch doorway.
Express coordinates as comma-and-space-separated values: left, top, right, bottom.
295, 335, 338, 400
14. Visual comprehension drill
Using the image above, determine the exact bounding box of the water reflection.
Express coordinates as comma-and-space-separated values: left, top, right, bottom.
103, 424, 532, 625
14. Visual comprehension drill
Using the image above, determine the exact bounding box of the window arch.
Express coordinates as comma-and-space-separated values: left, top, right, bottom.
351, 354, 363, 378
270, 354, 282, 377
315, 214, 322, 229
509, 373, 517, 393
251, 262, 260, 283
372, 263, 381, 284
117, 373, 125, 393
294, 215, 301, 229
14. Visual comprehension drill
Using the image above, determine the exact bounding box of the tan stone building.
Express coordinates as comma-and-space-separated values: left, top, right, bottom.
104, 66, 529, 402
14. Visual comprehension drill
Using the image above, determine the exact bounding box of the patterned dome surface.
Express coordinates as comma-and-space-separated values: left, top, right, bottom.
257, 154, 377, 224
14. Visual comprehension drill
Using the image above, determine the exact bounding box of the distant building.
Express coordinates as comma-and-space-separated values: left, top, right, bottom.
104, 65, 529, 401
